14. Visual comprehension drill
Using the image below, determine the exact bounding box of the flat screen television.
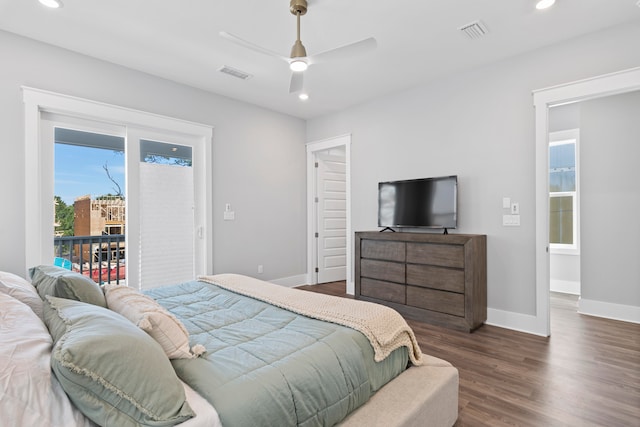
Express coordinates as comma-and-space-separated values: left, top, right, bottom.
378, 175, 458, 230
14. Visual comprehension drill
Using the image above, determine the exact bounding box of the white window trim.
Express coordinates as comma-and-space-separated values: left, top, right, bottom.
22, 87, 213, 278
549, 129, 580, 256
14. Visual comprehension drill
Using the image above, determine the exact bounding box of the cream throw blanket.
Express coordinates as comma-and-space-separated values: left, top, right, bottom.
197, 274, 423, 365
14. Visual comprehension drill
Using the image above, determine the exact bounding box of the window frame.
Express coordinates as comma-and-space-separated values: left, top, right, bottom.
548, 129, 580, 255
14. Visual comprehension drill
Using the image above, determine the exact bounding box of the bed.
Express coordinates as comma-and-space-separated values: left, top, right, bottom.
0, 267, 458, 427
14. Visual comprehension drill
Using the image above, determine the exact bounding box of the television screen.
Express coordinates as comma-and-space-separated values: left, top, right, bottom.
378, 175, 457, 229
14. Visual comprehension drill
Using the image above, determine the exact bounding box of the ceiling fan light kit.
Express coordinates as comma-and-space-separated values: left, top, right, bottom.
290, 59, 308, 72
220, 0, 375, 96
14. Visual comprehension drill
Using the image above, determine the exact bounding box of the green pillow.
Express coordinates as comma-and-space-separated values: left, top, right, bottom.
43, 296, 194, 427
29, 264, 106, 308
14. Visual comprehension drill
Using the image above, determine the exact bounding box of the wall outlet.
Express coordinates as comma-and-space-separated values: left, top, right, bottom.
224, 211, 235, 220
257, 265, 263, 274
503, 214, 521, 226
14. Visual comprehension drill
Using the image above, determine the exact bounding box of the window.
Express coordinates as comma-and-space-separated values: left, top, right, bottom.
549, 129, 579, 254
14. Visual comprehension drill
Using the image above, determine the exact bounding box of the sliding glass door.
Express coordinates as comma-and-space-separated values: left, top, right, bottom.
26, 88, 212, 289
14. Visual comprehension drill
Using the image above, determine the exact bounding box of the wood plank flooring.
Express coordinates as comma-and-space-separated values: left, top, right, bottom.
297, 282, 640, 427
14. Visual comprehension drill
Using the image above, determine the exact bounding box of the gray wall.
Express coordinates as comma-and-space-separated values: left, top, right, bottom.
580, 91, 640, 306
307, 22, 640, 317
0, 30, 307, 281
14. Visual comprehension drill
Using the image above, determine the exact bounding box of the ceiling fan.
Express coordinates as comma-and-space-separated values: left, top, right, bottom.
220, 0, 377, 94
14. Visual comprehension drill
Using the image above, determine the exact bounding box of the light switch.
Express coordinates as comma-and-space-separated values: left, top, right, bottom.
511, 202, 520, 214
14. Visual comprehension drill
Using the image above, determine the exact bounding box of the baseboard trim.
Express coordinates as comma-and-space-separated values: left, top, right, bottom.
269, 274, 309, 288
486, 308, 547, 337
578, 298, 640, 324
550, 279, 580, 295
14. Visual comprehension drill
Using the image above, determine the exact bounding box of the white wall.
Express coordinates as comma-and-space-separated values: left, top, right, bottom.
0, 30, 307, 281
306, 22, 640, 325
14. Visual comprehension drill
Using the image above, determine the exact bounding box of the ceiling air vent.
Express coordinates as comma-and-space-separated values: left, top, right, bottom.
218, 65, 253, 80
459, 20, 489, 40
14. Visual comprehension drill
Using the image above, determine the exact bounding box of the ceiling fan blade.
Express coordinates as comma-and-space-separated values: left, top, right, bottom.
219, 31, 288, 62
289, 72, 304, 93
309, 37, 377, 64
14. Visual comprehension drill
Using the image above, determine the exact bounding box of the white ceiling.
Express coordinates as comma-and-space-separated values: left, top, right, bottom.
1, 0, 639, 119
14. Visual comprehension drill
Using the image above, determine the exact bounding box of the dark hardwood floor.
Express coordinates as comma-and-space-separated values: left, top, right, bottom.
297, 282, 640, 427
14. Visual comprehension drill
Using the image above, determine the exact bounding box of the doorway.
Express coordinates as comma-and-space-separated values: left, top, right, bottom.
533, 67, 640, 336
306, 135, 352, 290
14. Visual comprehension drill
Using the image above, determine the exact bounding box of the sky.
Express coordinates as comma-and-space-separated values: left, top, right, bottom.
55, 144, 125, 205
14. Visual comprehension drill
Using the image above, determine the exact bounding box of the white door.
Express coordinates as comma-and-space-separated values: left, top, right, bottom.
315, 152, 347, 283
39, 113, 209, 290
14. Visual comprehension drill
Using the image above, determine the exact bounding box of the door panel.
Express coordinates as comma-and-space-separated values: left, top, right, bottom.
316, 153, 347, 283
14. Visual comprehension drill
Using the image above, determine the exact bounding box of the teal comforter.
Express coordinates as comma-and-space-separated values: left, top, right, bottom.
146, 280, 408, 427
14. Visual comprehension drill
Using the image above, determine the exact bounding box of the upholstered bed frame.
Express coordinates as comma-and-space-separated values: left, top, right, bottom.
340, 354, 459, 427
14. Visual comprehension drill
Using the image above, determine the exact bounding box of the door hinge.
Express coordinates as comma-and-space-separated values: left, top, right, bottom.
315, 232, 319, 238
314, 197, 319, 203
315, 162, 318, 168
315, 267, 319, 273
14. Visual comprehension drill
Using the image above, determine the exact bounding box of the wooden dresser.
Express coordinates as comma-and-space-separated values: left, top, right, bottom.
355, 231, 486, 332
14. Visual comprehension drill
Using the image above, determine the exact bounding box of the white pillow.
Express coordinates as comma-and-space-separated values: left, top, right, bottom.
103, 284, 204, 359
0, 271, 44, 320
0, 293, 95, 427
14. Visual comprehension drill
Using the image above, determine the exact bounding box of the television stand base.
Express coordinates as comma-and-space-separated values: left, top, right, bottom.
443, 228, 449, 235
379, 227, 396, 232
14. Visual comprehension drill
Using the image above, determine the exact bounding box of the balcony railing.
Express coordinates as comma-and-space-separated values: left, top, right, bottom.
53, 234, 125, 285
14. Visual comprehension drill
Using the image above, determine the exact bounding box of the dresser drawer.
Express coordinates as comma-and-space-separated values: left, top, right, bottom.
360, 259, 405, 283
406, 264, 465, 293
406, 243, 464, 268
406, 286, 465, 317
361, 278, 406, 304
361, 239, 405, 262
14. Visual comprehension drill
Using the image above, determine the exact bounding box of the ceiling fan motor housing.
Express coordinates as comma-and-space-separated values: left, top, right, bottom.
290, 0, 307, 16
291, 40, 307, 58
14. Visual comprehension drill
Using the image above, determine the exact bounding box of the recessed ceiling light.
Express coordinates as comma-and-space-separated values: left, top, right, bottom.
536, 0, 556, 10
39, 0, 63, 8
298, 93, 309, 101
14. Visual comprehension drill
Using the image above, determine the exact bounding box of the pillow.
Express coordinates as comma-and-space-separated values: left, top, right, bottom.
29, 265, 106, 308
0, 271, 44, 320
43, 296, 194, 427
104, 284, 204, 359
0, 293, 94, 427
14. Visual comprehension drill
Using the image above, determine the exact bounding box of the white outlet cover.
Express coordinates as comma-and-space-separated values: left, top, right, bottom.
503, 197, 511, 209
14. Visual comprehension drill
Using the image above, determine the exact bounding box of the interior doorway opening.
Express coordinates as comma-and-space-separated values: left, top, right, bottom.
306, 135, 352, 291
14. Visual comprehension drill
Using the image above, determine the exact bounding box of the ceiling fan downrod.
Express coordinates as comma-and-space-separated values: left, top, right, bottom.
289, 0, 307, 59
